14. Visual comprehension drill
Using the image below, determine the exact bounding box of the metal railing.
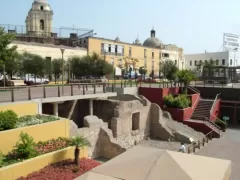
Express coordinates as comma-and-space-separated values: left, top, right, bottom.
187, 130, 216, 154
0, 82, 108, 103
203, 117, 222, 134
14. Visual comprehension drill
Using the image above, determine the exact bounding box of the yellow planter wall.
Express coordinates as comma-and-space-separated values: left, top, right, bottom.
0, 101, 38, 116
0, 119, 70, 154
0, 147, 88, 180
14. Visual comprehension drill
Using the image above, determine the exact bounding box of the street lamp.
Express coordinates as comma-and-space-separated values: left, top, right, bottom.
60, 48, 65, 95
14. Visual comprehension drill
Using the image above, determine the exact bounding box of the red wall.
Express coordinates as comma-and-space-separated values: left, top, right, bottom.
138, 87, 179, 108
138, 87, 200, 121
183, 121, 212, 134
210, 99, 221, 121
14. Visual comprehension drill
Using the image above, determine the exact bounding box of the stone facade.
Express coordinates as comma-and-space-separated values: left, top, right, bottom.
68, 94, 205, 159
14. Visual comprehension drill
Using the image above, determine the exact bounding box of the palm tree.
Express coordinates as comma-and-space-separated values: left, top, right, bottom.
176, 70, 196, 94
70, 136, 90, 166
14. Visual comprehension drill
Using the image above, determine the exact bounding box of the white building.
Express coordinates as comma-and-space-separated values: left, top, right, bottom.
185, 51, 240, 70
11, 41, 87, 60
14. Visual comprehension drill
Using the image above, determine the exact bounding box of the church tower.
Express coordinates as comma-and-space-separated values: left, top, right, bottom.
25, 0, 53, 37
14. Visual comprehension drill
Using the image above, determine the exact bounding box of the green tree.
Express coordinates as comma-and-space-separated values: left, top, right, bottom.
0, 51, 22, 79
71, 53, 113, 78
44, 57, 52, 81
0, 27, 17, 84
176, 70, 196, 94
138, 66, 147, 77
22, 53, 45, 82
196, 58, 216, 77
70, 136, 90, 166
51, 59, 62, 83
159, 60, 178, 80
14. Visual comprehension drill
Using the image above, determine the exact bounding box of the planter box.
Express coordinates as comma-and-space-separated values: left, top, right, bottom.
165, 107, 192, 121
0, 147, 88, 180
0, 119, 69, 154
165, 93, 200, 121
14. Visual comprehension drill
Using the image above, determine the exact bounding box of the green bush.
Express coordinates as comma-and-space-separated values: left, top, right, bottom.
0, 110, 18, 131
164, 94, 191, 109
215, 119, 227, 131
11, 132, 38, 159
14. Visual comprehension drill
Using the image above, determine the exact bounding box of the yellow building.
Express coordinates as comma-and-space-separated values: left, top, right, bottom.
82, 29, 185, 76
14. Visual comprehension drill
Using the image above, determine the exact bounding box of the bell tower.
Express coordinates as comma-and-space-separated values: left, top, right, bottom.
25, 0, 53, 37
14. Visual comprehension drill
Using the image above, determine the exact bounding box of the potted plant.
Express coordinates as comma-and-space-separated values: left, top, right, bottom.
70, 136, 90, 166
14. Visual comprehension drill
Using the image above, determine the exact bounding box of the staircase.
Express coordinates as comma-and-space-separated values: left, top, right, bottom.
191, 99, 214, 120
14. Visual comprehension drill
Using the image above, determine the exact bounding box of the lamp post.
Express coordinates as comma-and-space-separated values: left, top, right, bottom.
60, 48, 65, 95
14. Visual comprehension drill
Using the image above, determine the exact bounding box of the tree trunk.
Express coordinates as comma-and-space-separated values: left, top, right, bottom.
54, 74, 57, 84
74, 147, 80, 166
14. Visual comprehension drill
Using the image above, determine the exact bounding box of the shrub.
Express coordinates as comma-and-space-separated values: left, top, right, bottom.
0, 110, 18, 131
164, 94, 191, 109
215, 119, 227, 131
10, 132, 38, 159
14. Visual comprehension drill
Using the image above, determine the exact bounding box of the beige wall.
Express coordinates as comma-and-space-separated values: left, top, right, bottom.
88, 38, 185, 75
0, 101, 39, 117
11, 42, 87, 60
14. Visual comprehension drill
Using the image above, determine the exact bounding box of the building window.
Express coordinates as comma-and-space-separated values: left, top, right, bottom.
222, 59, 225, 65
115, 45, 118, 54
129, 47, 132, 57
152, 52, 154, 59
144, 49, 147, 58
40, 19, 44, 30
190, 61, 192, 66
162, 53, 169, 58
175, 60, 177, 65
194, 60, 197, 66
159, 52, 161, 60
216, 59, 219, 65
101, 43, 104, 52
40, 6, 44, 11
108, 44, 111, 52
230, 59, 232, 65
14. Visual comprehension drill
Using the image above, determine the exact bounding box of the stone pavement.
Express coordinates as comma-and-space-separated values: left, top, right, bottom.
139, 139, 184, 151
196, 128, 240, 180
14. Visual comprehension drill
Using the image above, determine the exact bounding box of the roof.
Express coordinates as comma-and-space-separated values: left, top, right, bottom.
75, 146, 232, 180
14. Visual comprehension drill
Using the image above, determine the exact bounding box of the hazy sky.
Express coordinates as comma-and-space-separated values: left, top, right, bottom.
1, 0, 240, 54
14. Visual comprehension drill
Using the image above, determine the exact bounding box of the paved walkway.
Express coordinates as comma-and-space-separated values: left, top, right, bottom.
139, 139, 185, 151
196, 128, 240, 180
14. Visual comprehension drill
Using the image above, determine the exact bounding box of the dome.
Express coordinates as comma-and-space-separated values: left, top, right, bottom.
143, 37, 162, 48
34, 0, 48, 4
143, 28, 162, 48
115, 36, 120, 42
134, 37, 141, 45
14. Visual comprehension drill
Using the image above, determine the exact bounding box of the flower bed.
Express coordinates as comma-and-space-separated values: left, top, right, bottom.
17, 158, 100, 180
0, 109, 60, 132
1, 134, 71, 168
16, 115, 60, 128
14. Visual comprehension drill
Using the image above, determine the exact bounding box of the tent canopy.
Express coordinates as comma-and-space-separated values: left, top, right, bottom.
76, 146, 231, 180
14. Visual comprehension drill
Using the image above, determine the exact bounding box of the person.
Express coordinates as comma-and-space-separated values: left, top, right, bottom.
179, 142, 186, 153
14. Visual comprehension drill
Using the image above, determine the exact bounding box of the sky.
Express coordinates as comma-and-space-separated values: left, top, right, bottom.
1, 0, 240, 54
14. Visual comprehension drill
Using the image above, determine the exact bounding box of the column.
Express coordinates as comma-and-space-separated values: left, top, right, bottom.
53, 103, 58, 117
89, 99, 93, 115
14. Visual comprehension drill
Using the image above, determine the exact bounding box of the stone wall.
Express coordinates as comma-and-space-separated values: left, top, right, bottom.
70, 116, 125, 158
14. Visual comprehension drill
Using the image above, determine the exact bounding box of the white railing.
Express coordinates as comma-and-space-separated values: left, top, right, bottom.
210, 93, 221, 115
